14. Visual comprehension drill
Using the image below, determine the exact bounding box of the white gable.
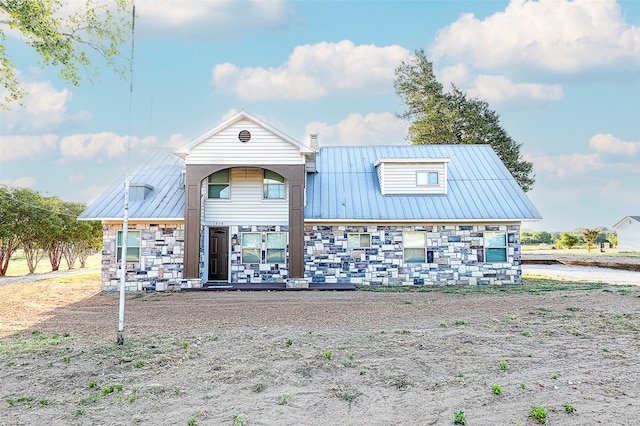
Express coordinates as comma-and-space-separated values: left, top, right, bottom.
613, 216, 640, 252
174, 111, 312, 166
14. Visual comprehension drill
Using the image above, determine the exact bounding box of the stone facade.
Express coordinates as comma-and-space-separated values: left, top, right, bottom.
303, 224, 521, 286
101, 223, 201, 292
102, 222, 522, 291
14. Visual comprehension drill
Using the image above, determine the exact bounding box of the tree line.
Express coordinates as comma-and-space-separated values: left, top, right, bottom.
0, 186, 102, 276
521, 228, 617, 251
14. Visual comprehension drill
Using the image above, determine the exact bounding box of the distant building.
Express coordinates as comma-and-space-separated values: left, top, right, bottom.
79, 111, 541, 291
613, 216, 640, 252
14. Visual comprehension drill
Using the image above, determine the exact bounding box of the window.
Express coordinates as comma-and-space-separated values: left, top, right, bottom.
117, 230, 140, 262
241, 233, 261, 263
485, 232, 507, 262
264, 170, 285, 199
417, 171, 439, 186
266, 232, 286, 263
241, 232, 287, 264
208, 169, 230, 199
348, 233, 371, 248
404, 231, 426, 263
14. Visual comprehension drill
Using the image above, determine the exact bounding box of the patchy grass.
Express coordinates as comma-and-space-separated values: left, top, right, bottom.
356, 277, 612, 294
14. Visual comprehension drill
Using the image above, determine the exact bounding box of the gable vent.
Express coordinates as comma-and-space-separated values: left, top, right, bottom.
238, 130, 251, 143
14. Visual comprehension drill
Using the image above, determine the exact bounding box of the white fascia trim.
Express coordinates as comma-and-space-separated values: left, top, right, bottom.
374, 157, 451, 167
304, 218, 525, 225
82, 218, 184, 223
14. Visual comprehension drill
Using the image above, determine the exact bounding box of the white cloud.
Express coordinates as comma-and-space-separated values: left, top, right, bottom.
468, 75, 563, 104
73, 184, 110, 204
135, 0, 298, 39
164, 133, 189, 148
526, 152, 602, 178
304, 112, 408, 146
0, 177, 37, 189
0, 134, 58, 162
69, 174, 84, 183
212, 41, 410, 101
589, 133, 640, 156
59, 132, 157, 161
1, 80, 87, 132
431, 0, 640, 74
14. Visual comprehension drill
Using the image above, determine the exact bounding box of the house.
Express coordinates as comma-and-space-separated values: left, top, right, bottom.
613, 216, 640, 252
79, 111, 541, 291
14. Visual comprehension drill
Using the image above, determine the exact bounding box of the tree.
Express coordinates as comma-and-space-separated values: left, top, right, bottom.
0, 0, 132, 108
0, 185, 20, 275
582, 228, 599, 253
608, 232, 618, 247
531, 231, 550, 245
61, 201, 101, 269
559, 232, 579, 250
394, 49, 535, 192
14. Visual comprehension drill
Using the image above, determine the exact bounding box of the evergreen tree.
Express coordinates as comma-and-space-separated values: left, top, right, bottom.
394, 49, 535, 192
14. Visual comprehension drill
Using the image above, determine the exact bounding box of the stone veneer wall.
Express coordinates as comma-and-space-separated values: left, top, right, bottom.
102, 223, 202, 292
303, 224, 521, 286
228, 225, 289, 283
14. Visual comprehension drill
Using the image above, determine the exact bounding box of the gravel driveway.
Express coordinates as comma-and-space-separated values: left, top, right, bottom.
522, 264, 640, 285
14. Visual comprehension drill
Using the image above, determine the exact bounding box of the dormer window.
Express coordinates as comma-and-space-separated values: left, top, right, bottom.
417, 171, 438, 186
375, 158, 450, 195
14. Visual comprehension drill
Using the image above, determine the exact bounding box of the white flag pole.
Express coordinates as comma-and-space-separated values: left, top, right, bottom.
117, 2, 136, 346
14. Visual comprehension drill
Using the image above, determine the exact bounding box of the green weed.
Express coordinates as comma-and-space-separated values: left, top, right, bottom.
129, 394, 137, 403
78, 392, 100, 405
87, 381, 97, 389
454, 319, 469, 325
324, 351, 333, 360
453, 410, 466, 425
232, 414, 248, 426
188, 418, 198, 426
491, 384, 503, 395
75, 408, 84, 415
564, 404, 576, 414
499, 361, 509, 371
529, 405, 548, 424
182, 341, 189, 349
278, 393, 291, 405
285, 339, 293, 346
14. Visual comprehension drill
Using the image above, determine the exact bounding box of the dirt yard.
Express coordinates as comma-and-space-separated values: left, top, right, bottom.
1, 273, 639, 425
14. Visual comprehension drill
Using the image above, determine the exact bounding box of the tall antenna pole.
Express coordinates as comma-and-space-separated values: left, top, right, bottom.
118, 2, 136, 346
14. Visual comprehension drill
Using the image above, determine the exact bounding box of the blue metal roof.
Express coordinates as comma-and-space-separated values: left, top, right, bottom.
304, 144, 541, 221
78, 150, 185, 220
80, 144, 541, 222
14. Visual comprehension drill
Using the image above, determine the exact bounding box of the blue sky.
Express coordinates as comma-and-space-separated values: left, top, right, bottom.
1, 0, 638, 232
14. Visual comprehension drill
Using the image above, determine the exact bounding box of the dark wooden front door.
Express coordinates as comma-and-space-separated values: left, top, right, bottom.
208, 227, 228, 281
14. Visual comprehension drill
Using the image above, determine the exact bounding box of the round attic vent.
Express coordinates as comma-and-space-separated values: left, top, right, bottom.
238, 130, 251, 143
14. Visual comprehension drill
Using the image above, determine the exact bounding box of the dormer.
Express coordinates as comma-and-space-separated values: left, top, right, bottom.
129, 182, 154, 201
374, 158, 450, 195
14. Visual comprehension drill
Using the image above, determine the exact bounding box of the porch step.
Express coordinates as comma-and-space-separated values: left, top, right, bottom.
185, 282, 355, 291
